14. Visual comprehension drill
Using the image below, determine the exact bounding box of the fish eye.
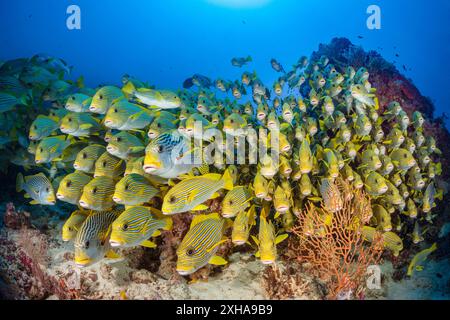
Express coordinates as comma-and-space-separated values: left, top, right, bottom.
66, 181, 72, 187
68, 118, 72, 122
114, 108, 118, 113
122, 223, 128, 231
92, 187, 97, 194
124, 184, 129, 190
157, 123, 161, 128
169, 196, 176, 203
85, 241, 90, 248
158, 145, 164, 153
404, 154, 407, 158
33, 125, 37, 130
68, 227, 73, 231
102, 161, 107, 167
39, 147, 43, 152
229, 200, 233, 205
186, 248, 195, 256
116, 137, 122, 142
71, 96, 76, 100
82, 152, 87, 159
99, 95, 103, 100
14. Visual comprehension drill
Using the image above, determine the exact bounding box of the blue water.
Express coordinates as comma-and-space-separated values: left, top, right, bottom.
1, 0, 449, 125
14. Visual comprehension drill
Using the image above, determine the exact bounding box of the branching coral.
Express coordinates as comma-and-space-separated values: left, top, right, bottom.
289, 179, 384, 300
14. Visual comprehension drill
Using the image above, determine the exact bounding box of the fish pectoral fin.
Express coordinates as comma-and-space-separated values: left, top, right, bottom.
24, 193, 31, 198
207, 239, 227, 253
251, 235, 259, 246
79, 123, 93, 130
275, 233, 289, 245
210, 192, 221, 199
191, 204, 208, 211
208, 255, 228, 266
187, 189, 199, 203
140, 240, 157, 248
129, 146, 145, 153
255, 251, 260, 258
29, 200, 39, 205
274, 211, 281, 219
105, 250, 121, 259
151, 230, 161, 237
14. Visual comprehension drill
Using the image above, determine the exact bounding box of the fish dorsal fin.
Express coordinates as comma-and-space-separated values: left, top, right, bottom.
190, 212, 220, 228
202, 173, 222, 181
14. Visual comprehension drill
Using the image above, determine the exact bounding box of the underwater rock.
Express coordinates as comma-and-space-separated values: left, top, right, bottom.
3, 202, 31, 229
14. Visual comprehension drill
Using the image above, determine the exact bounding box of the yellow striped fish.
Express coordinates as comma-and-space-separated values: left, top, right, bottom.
74, 209, 122, 267
74, 144, 106, 173
106, 131, 145, 160
104, 99, 153, 130
79, 176, 116, 211
362, 226, 403, 257
16, 172, 56, 205
28, 115, 59, 140
113, 173, 159, 206
62, 209, 90, 242
252, 207, 288, 264
89, 86, 124, 114
56, 171, 92, 205
176, 212, 229, 275
110, 206, 172, 248
35, 135, 70, 164
94, 152, 125, 178
221, 186, 252, 218
232, 205, 256, 245
162, 168, 233, 215
65, 93, 92, 113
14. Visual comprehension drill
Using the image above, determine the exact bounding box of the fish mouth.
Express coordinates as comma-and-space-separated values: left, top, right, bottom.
56, 193, 64, 199
79, 200, 89, 208
143, 164, 160, 173
88, 106, 97, 112
276, 206, 289, 213
29, 135, 36, 140
47, 200, 56, 205
35, 159, 41, 164
73, 163, 80, 169
112, 196, 122, 203
176, 269, 194, 276
255, 192, 266, 198
104, 120, 113, 125
379, 186, 388, 193
109, 240, 123, 247
232, 240, 246, 245
75, 259, 91, 267
261, 259, 275, 265
106, 146, 117, 153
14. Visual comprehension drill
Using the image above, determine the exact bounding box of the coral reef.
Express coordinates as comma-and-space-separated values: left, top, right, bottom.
288, 179, 384, 300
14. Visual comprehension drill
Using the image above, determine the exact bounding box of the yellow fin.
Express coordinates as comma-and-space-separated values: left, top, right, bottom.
188, 189, 199, 203
140, 240, 157, 248
191, 204, 209, 211
191, 212, 220, 227
152, 230, 161, 237
208, 255, 227, 266
105, 250, 121, 259
275, 234, 288, 244
29, 200, 39, 205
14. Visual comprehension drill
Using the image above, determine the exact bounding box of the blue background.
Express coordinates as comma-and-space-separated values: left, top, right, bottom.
1, 0, 449, 125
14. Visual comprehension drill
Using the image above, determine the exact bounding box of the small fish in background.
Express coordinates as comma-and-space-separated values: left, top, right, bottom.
89, 86, 124, 114
183, 74, 212, 89
28, 115, 60, 140
74, 209, 122, 267
270, 58, 285, 73
221, 186, 252, 218
232, 204, 256, 245
176, 212, 230, 275
407, 243, 437, 277
357, 35, 364, 39
73, 144, 106, 173
231, 56, 252, 68
16, 172, 56, 205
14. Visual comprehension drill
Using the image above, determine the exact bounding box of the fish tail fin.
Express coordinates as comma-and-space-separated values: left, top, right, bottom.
16, 173, 24, 192
222, 168, 234, 191
76, 76, 85, 88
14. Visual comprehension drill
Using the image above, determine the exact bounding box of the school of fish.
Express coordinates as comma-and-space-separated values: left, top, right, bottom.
2, 52, 445, 275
